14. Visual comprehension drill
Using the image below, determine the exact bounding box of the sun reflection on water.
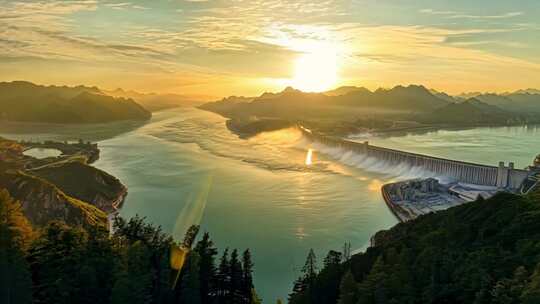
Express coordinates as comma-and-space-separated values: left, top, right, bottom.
305, 148, 313, 166
367, 179, 384, 192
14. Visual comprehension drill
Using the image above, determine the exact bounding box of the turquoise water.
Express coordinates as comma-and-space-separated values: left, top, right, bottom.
2, 108, 539, 302
352, 126, 540, 169
92, 108, 397, 302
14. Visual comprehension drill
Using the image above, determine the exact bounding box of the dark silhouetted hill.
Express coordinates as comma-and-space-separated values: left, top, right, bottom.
464, 92, 540, 114
201, 84, 449, 121
419, 98, 523, 125
0, 81, 151, 123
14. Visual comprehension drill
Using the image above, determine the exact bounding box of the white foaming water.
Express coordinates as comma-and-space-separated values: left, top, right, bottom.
299, 138, 455, 183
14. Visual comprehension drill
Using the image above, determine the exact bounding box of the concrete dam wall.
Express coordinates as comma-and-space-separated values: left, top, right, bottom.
299, 127, 529, 190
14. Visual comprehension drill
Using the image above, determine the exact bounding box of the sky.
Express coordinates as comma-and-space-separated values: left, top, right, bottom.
1, 0, 540, 97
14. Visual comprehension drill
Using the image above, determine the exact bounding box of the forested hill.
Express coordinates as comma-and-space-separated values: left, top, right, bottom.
289, 191, 540, 304
1, 191, 261, 304
0, 81, 151, 124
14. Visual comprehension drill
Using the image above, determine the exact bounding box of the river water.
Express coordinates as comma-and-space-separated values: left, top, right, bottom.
2, 107, 539, 302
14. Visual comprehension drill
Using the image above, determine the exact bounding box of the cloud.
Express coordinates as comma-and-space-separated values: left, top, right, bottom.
448, 12, 524, 20
0, 0, 98, 31
419, 9, 458, 16
104, 2, 150, 10
448, 40, 527, 48
0, 0, 538, 95
420, 9, 524, 20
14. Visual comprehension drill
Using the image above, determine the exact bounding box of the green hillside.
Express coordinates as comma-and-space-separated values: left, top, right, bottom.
0, 81, 151, 124
289, 192, 540, 304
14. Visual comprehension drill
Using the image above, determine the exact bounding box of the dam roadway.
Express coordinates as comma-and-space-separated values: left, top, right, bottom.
299, 126, 530, 190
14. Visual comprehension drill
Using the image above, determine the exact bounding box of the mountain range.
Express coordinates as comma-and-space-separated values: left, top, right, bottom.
0, 81, 151, 124
200, 84, 540, 136
105, 88, 210, 111
417, 98, 527, 125
0, 81, 212, 124
202, 85, 449, 119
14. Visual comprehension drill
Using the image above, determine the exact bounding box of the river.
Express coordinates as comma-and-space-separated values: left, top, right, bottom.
2, 107, 539, 302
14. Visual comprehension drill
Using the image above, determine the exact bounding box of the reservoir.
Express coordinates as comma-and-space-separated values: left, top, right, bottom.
3, 107, 539, 302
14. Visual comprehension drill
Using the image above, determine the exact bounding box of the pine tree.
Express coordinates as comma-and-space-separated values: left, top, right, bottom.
113, 215, 174, 303
77, 225, 115, 304
111, 241, 153, 304
179, 253, 202, 304
230, 249, 244, 303
194, 232, 218, 304
289, 249, 318, 304
289, 277, 307, 303
317, 250, 343, 304
342, 243, 351, 262
338, 271, 358, 304
357, 256, 389, 304
522, 262, 540, 303
29, 221, 88, 304
0, 190, 33, 304
302, 249, 318, 286
216, 248, 230, 303
242, 249, 255, 302
250, 288, 262, 304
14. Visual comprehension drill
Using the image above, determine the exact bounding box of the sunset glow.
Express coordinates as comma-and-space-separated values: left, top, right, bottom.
2, 1, 539, 96
3, 1, 540, 303
292, 49, 339, 92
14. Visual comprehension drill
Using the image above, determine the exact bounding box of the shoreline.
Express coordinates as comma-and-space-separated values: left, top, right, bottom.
381, 184, 412, 223
347, 123, 540, 139
0, 136, 128, 228
198, 106, 540, 141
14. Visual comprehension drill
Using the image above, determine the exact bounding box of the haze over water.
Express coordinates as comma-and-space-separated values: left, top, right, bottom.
2, 107, 539, 302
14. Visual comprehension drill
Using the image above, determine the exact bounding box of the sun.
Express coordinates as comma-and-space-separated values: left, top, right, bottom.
291, 47, 339, 92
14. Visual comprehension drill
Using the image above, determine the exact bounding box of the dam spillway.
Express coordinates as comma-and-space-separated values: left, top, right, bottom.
299, 126, 530, 190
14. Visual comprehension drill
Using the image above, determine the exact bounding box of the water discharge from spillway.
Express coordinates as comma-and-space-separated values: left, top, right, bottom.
305, 148, 313, 166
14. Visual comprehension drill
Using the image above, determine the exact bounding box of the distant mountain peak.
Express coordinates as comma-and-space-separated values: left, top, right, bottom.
464, 97, 483, 104
324, 86, 371, 96
282, 86, 300, 93
404, 84, 430, 93
512, 88, 540, 95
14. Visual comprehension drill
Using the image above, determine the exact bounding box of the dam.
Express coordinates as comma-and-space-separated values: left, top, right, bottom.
299, 126, 531, 191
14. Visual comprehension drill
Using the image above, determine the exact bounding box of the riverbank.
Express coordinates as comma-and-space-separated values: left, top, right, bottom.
381, 184, 413, 222
0, 136, 127, 228
381, 178, 509, 222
